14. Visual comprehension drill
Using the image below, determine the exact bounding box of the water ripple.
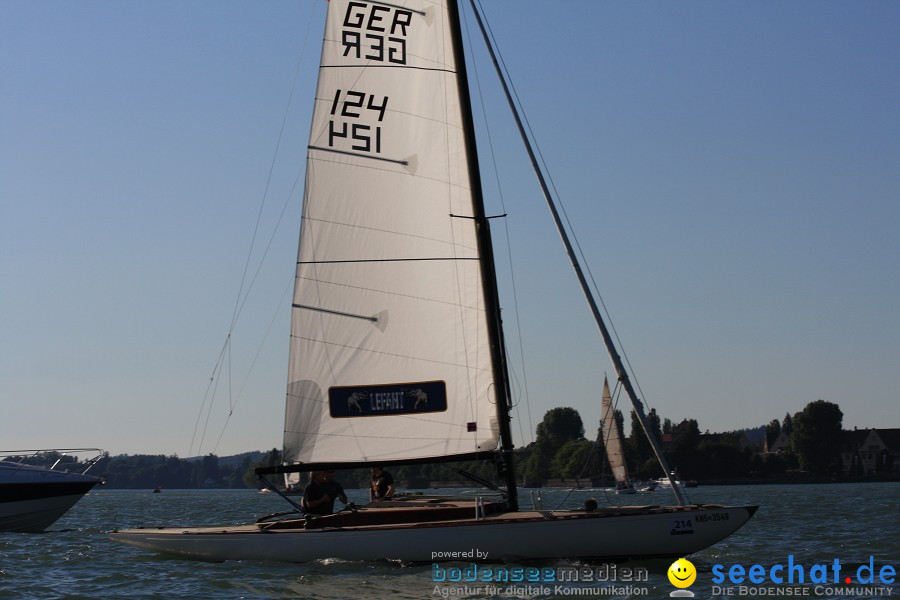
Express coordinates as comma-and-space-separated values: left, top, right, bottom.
0, 484, 896, 599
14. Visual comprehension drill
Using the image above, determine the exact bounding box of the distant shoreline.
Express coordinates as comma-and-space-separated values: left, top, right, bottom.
689, 474, 900, 486
537, 476, 900, 488
97, 475, 899, 491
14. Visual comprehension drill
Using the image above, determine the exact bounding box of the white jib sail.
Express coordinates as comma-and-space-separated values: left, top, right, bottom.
283, 0, 500, 468
600, 378, 630, 484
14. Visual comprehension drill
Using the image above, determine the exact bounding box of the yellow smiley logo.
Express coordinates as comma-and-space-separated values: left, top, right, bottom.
668, 558, 697, 588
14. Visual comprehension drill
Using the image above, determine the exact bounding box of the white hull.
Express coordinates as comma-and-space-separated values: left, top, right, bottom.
110, 504, 756, 563
652, 480, 685, 492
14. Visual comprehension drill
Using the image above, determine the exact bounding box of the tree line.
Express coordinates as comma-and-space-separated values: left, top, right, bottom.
60, 398, 851, 489
82, 450, 278, 489
518, 397, 849, 485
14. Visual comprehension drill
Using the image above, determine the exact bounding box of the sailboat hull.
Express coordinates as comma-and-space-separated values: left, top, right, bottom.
109, 504, 756, 563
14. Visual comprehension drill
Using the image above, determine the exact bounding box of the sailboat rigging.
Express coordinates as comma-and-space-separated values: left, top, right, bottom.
110, 0, 756, 562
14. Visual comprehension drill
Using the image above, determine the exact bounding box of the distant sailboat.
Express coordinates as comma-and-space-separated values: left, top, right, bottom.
110, 0, 756, 562
599, 378, 636, 494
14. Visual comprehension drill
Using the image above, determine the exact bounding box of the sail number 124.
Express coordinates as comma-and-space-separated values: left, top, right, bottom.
328, 89, 389, 155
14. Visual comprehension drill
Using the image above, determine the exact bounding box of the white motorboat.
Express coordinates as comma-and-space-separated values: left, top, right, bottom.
0, 449, 104, 532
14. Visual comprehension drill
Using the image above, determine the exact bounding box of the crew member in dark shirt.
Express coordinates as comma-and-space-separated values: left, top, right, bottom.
323, 470, 347, 505
303, 470, 346, 515
369, 465, 395, 501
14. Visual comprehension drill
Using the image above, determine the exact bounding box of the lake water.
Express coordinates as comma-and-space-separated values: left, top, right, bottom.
0, 483, 896, 599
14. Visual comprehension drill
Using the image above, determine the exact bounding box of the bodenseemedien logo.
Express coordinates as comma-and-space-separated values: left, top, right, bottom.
668, 558, 697, 597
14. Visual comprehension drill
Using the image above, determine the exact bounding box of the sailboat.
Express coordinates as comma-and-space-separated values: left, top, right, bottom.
599, 378, 636, 495
110, 0, 756, 562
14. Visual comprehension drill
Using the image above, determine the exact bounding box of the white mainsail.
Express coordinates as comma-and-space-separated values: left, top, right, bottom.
283, 0, 500, 468
600, 377, 630, 485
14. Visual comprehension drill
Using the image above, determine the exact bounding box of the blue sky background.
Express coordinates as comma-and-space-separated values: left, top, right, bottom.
2, 1, 897, 458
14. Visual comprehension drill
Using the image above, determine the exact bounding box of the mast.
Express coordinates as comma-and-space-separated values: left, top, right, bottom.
467, 0, 688, 506
447, 0, 518, 511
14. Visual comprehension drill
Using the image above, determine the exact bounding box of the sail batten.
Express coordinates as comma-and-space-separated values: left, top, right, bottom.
297, 257, 479, 264
309, 145, 410, 165
283, 0, 500, 469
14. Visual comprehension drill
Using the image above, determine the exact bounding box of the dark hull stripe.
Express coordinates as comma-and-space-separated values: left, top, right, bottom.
0, 481, 98, 503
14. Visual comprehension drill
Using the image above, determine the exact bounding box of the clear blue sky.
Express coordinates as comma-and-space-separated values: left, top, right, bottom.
2, 1, 897, 458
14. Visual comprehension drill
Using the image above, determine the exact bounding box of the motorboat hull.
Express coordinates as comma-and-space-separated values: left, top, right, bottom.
0, 460, 101, 532
0, 482, 98, 532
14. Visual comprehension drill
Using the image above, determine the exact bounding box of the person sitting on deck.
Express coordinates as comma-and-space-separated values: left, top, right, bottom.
302, 471, 346, 515
323, 469, 347, 506
369, 465, 395, 502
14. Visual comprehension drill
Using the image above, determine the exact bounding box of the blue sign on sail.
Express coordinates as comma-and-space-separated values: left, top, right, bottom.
328, 381, 447, 418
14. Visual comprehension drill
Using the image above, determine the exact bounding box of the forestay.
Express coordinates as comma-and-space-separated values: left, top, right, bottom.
283, 0, 500, 469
